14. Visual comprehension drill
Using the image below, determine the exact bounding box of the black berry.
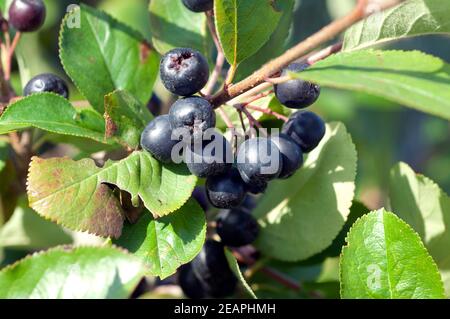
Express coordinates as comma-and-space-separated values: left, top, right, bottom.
182, 0, 214, 12
271, 134, 304, 179
9, 0, 46, 32
245, 179, 268, 195
141, 115, 178, 163
160, 48, 209, 96
216, 209, 259, 247
240, 195, 257, 213
192, 186, 209, 212
282, 111, 326, 153
206, 168, 246, 209
147, 94, 162, 116
178, 263, 206, 299
236, 137, 282, 186
169, 97, 216, 142
191, 240, 237, 298
184, 132, 232, 178
23, 73, 69, 99
274, 63, 320, 109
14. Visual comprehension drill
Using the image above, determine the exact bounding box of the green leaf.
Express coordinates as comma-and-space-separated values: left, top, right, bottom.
304, 201, 369, 264
115, 199, 206, 279
224, 248, 257, 299
235, 0, 295, 81
104, 90, 153, 149
389, 162, 450, 296
149, 0, 210, 55
27, 151, 197, 238
0, 246, 145, 299
0, 199, 72, 250
254, 122, 357, 261
59, 4, 159, 113
343, 0, 450, 51
297, 50, 450, 120
340, 209, 445, 299
0, 140, 8, 173
214, 0, 282, 66
0, 93, 110, 144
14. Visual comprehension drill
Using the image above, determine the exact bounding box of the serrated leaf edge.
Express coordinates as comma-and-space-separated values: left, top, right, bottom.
0, 92, 112, 144
339, 208, 446, 299
58, 4, 151, 114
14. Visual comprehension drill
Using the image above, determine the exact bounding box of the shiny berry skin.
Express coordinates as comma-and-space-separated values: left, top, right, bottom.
182, 0, 214, 12
140, 115, 178, 163
9, 0, 46, 32
274, 63, 320, 109
236, 137, 283, 186
160, 48, 209, 96
191, 240, 237, 298
178, 263, 206, 299
169, 97, 216, 142
206, 168, 246, 209
216, 209, 259, 247
184, 133, 233, 178
282, 111, 326, 153
23, 73, 69, 99
271, 134, 304, 179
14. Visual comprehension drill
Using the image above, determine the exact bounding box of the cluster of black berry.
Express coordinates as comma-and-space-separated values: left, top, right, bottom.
141, 48, 325, 211
5, 0, 70, 99
142, 0, 326, 299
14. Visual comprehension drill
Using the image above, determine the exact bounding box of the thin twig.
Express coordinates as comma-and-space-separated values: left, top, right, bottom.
5, 32, 21, 80
246, 104, 289, 122
232, 248, 303, 293
242, 90, 274, 107
228, 82, 274, 106
237, 109, 246, 132
203, 12, 225, 96
210, 0, 391, 107
216, 106, 234, 129
307, 41, 343, 65
260, 267, 302, 291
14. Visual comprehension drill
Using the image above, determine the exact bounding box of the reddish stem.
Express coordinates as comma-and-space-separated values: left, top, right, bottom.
245, 104, 289, 122
203, 12, 225, 96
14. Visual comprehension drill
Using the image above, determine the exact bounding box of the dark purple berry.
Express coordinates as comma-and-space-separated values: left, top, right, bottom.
191, 240, 237, 298
236, 137, 283, 186
141, 115, 178, 163
206, 168, 246, 209
216, 209, 259, 247
9, 0, 46, 32
271, 133, 304, 179
169, 97, 216, 143
178, 263, 206, 299
23, 73, 69, 99
160, 48, 209, 96
184, 132, 233, 178
274, 63, 320, 109
192, 186, 209, 212
182, 0, 214, 12
282, 111, 326, 153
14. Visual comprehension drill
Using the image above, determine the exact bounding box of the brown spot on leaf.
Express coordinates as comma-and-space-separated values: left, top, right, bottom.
91, 184, 124, 238
139, 42, 152, 63
104, 113, 118, 139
